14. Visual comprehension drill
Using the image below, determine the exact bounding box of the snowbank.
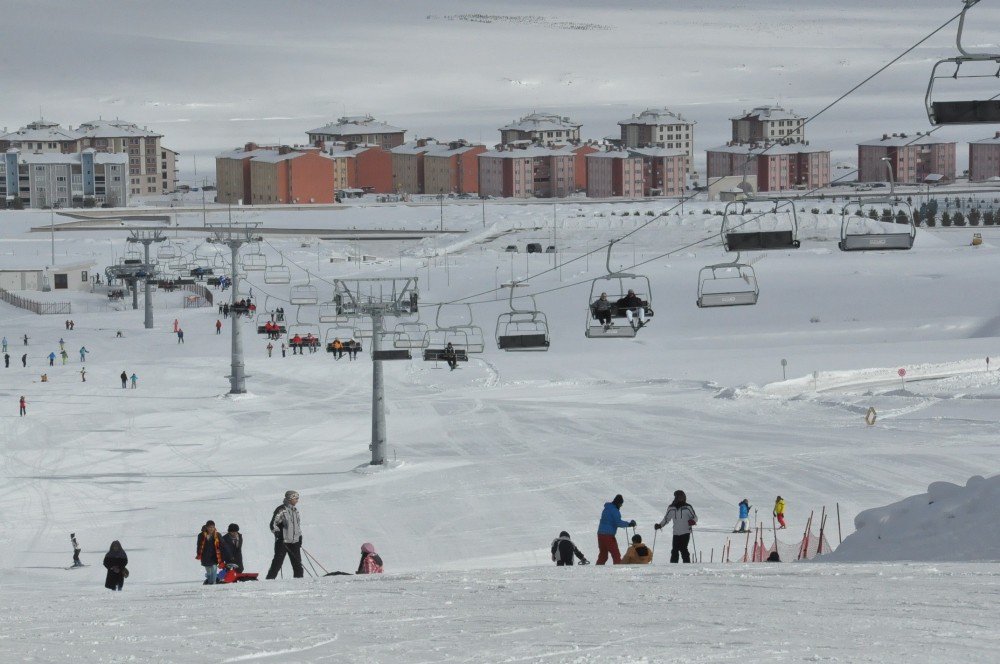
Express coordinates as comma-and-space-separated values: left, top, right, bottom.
825, 475, 1000, 562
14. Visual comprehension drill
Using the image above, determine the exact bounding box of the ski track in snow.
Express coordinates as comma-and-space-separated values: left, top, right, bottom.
1, 205, 999, 660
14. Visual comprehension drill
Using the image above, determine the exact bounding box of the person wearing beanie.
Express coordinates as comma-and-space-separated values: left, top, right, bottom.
654, 490, 698, 563
220, 523, 244, 573
266, 491, 303, 579
596, 494, 636, 565
773, 496, 787, 529
357, 542, 384, 574
622, 533, 654, 565
551, 531, 588, 566
735, 498, 752, 533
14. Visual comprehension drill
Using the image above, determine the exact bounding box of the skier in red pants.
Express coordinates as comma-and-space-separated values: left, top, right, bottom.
596, 494, 635, 565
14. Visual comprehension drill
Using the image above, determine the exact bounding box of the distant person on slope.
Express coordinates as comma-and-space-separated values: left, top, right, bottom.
103, 540, 128, 591
60, 349, 68, 365
48, 351, 56, 367
266, 491, 303, 579
654, 490, 698, 563
130, 373, 138, 389
551, 531, 588, 566
215, 319, 222, 335
21, 353, 27, 367
4, 353, 9, 368
773, 496, 787, 529
79, 346, 89, 363
120, 371, 128, 389
19, 395, 26, 416
1, 336, 7, 353
356, 542, 383, 574
596, 494, 635, 565
196, 521, 223, 585
734, 498, 751, 533
622, 533, 653, 564
71, 533, 83, 567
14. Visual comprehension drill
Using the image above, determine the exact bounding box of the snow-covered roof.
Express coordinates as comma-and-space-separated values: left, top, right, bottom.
250, 152, 306, 163
307, 115, 404, 136
858, 133, 953, 147
325, 143, 380, 158
390, 140, 437, 155
500, 112, 581, 133
619, 108, 694, 126
424, 141, 484, 157
480, 146, 574, 159
17, 151, 127, 165
217, 148, 276, 160
77, 119, 162, 139
731, 106, 804, 122
972, 132, 1000, 145
1, 120, 82, 143
586, 150, 635, 159
707, 143, 828, 155
629, 147, 688, 158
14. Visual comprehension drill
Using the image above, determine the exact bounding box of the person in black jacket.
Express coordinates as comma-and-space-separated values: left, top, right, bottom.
551, 531, 589, 566
443, 342, 458, 371
103, 541, 128, 591
220, 523, 244, 573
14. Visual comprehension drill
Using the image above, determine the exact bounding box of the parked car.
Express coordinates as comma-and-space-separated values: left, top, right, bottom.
505, 245, 518, 253
545, 245, 556, 253
526, 243, 543, 253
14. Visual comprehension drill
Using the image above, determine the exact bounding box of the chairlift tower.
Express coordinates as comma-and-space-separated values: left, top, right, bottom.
126, 230, 167, 329
333, 277, 420, 465
209, 222, 262, 395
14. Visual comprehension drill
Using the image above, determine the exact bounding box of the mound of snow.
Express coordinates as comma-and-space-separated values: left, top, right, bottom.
825, 475, 1000, 562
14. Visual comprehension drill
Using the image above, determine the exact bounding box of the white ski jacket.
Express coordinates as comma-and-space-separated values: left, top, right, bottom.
270, 502, 302, 544
657, 504, 698, 535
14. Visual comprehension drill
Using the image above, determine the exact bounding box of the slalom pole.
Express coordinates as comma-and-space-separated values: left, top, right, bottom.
772, 515, 778, 550
742, 527, 751, 562
836, 502, 843, 545
816, 507, 827, 556
710, 548, 714, 563
689, 529, 697, 564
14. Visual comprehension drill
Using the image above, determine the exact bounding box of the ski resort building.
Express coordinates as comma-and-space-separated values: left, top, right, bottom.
422, 140, 487, 196
499, 113, 581, 147
857, 133, 956, 184
731, 106, 806, 145
390, 139, 436, 194
617, 108, 695, 173
324, 142, 393, 194
215, 144, 335, 204
478, 145, 576, 198
586, 147, 687, 198
0, 261, 95, 292
968, 132, 1000, 182
307, 115, 406, 150
0, 148, 128, 208
0, 119, 178, 195
706, 142, 831, 191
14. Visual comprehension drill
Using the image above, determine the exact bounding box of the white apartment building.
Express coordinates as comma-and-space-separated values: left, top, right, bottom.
731, 106, 806, 144
1, 148, 129, 208
499, 112, 581, 146
617, 108, 695, 172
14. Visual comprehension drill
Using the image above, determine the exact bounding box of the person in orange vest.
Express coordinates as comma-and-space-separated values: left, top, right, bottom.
622, 533, 653, 564
215, 319, 222, 335
331, 337, 344, 360
196, 521, 224, 585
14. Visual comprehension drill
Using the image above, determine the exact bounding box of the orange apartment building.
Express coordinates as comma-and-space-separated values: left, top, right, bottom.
215, 144, 334, 204
706, 142, 831, 191
586, 147, 687, 198
325, 142, 393, 194
857, 133, 956, 184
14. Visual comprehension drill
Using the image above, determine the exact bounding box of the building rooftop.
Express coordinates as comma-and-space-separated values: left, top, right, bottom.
619, 108, 694, 126
500, 112, 581, 133
250, 152, 306, 163
629, 146, 689, 158
707, 142, 829, 155
390, 140, 438, 155
307, 115, 405, 137
424, 141, 484, 157
480, 145, 572, 159
216, 148, 279, 160
858, 133, 954, 147
972, 132, 1000, 144
17, 150, 127, 165
77, 119, 162, 139
586, 150, 635, 159
1, 120, 82, 143
731, 105, 804, 122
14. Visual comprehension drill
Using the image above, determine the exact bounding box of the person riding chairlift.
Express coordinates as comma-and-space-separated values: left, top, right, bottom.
616, 289, 647, 331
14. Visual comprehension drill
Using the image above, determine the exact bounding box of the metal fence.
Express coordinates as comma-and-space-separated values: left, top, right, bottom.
178, 283, 213, 306
0, 288, 71, 315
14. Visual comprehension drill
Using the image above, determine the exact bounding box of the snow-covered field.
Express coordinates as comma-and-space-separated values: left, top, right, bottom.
1, 200, 999, 662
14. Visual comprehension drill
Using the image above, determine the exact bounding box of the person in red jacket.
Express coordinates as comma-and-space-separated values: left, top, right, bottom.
19, 395, 26, 416
357, 542, 383, 574
215, 319, 222, 335
195, 521, 224, 585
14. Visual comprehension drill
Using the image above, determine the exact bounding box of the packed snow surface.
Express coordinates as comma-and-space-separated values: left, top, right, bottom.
827, 474, 1000, 563
1, 201, 999, 661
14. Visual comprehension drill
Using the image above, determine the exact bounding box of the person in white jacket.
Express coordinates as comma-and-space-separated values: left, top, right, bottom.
654, 489, 697, 563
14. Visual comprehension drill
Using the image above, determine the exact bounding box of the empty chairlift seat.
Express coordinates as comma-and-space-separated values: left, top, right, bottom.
721, 200, 800, 251
697, 262, 759, 308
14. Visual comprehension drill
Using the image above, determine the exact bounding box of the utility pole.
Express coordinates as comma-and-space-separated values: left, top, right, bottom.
209, 221, 262, 394
333, 277, 419, 465
126, 230, 166, 329
439, 192, 444, 232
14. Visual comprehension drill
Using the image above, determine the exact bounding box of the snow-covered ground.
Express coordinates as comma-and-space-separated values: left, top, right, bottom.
1, 201, 999, 661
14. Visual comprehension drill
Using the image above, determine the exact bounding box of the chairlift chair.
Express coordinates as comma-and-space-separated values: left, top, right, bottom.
264, 265, 291, 285
496, 281, 550, 351
393, 321, 430, 349
285, 306, 321, 345
432, 304, 485, 353
926, 0, 1000, 125
697, 260, 759, 308
289, 275, 319, 305
585, 240, 654, 339
157, 243, 177, 260
244, 253, 267, 271
422, 327, 470, 357
721, 199, 801, 251
838, 161, 915, 251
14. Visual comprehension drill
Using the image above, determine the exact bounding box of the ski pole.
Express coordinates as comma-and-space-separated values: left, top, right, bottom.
302, 547, 331, 575
689, 529, 697, 563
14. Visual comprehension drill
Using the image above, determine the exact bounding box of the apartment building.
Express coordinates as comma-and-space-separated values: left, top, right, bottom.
0, 119, 178, 195
586, 151, 644, 198
706, 143, 831, 191
630, 147, 687, 196
390, 139, 435, 194
969, 132, 1000, 182
249, 149, 335, 204
499, 112, 581, 146
618, 108, 695, 172
1, 148, 128, 208
423, 140, 487, 195
307, 115, 405, 150
324, 142, 393, 194
857, 133, 956, 183
478, 146, 576, 198
731, 106, 806, 145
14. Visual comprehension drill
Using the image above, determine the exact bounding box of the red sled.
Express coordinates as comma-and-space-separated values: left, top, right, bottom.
219, 569, 259, 583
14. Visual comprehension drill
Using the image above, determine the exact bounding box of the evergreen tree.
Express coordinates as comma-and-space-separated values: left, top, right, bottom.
969, 208, 981, 226
984, 210, 995, 226
953, 211, 966, 227
896, 210, 911, 225
941, 211, 952, 227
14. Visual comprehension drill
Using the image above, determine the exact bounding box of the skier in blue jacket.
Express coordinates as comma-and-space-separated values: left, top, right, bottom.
734, 499, 751, 533
596, 494, 635, 565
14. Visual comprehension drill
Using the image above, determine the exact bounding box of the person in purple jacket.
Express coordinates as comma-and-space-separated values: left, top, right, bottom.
596, 494, 635, 565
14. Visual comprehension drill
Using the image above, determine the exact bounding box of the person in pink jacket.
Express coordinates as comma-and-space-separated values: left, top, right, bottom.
357, 542, 383, 574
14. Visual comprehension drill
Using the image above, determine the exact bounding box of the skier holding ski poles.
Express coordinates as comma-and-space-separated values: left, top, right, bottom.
596, 494, 635, 565
654, 490, 698, 563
